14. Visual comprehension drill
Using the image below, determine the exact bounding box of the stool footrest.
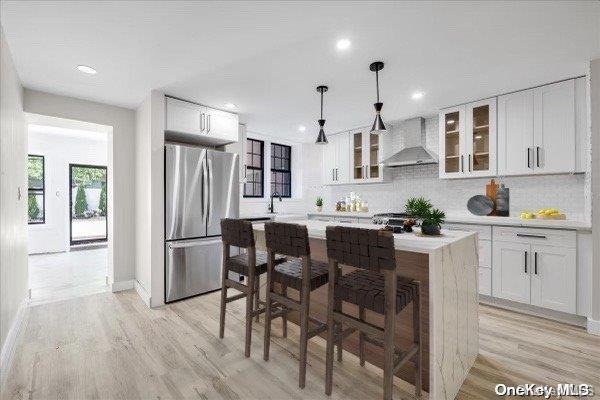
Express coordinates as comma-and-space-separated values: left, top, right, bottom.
333, 311, 384, 340
393, 344, 419, 375
225, 292, 246, 303
225, 278, 248, 293
270, 292, 301, 311
307, 323, 327, 339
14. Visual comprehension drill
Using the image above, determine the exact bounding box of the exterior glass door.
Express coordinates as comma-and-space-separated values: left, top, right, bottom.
69, 164, 108, 245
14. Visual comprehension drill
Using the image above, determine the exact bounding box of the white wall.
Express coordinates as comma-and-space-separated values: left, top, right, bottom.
134, 90, 164, 307
590, 59, 600, 328
322, 116, 590, 221
0, 26, 27, 381
23, 89, 135, 288
27, 128, 107, 254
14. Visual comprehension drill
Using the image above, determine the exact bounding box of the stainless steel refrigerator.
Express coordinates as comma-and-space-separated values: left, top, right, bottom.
165, 143, 239, 303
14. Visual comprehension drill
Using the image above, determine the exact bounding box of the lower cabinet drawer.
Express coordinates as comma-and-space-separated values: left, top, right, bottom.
479, 267, 492, 296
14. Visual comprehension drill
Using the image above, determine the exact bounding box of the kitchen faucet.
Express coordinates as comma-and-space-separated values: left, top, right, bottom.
268, 192, 282, 213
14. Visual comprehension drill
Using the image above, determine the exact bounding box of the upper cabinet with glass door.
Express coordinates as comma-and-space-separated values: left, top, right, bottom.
439, 98, 496, 179
350, 128, 384, 183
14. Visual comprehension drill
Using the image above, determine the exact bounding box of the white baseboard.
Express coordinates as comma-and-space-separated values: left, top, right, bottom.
0, 298, 28, 386
134, 280, 151, 307
588, 318, 600, 336
111, 279, 134, 292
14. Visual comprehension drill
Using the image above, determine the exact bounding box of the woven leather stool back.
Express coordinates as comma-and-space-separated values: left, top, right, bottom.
325, 226, 395, 273
264, 222, 310, 257
221, 218, 255, 248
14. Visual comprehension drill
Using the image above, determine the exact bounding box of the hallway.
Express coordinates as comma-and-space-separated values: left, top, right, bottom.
28, 248, 108, 306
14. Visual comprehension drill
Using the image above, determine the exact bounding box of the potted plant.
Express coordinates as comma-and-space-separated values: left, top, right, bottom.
405, 197, 432, 225
421, 208, 445, 236
315, 196, 323, 212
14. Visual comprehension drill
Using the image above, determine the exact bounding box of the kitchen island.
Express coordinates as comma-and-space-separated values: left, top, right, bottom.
252, 219, 479, 400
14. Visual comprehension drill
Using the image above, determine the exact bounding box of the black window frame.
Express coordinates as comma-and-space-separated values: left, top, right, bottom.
27, 154, 45, 225
243, 138, 265, 198
270, 142, 292, 198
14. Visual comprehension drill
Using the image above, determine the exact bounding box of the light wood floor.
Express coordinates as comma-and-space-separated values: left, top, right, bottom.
28, 248, 108, 306
3, 290, 599, 400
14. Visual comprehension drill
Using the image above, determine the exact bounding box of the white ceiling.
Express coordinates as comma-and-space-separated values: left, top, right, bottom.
2, 1, 599, 142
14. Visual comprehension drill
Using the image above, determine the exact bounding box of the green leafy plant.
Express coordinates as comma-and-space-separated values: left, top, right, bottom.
315, 196, 323, 207
74, 185, 88, 218
99, 182, 107, 216
405, 197, 432, 219
422, 208, 446, 228
28, 194, 40, 221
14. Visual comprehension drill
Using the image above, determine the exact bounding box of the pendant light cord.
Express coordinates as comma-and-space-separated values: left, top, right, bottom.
320, 91, 324, 119
375, 70, 380, 103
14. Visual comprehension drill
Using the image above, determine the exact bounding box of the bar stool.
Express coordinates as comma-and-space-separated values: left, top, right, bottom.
263, 222, 330, 389
219, 218, 285, 357
324, 226, 422, 400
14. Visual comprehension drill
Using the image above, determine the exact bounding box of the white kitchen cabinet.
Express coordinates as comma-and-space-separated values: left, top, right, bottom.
533, 80, 575, 174
530, 244, 576, 313
350, 128, 384, 183
322, 132, 349, 185
492, 226, 577, 314
205, 107, 239, 143
166, 97, 205, 135
479, 267, 492, 296
439, 105, 466, 178
439, 98, 496, 179
497, 89, 534, 176
165, 96, 238, 145
492, 241, 531, 304
498, 79, 579, 176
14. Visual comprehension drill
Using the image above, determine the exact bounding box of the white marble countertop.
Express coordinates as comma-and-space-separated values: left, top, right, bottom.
239, 212, 305, 220
307, 211, 591, 231
444, 213, 591, 231
253, 219, 475, 254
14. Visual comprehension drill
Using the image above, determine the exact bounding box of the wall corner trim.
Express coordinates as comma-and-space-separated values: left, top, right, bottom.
588, 318, 600, 336
0, 298, 28, 385
134, 280, 151, 307
111, 279, 134, 292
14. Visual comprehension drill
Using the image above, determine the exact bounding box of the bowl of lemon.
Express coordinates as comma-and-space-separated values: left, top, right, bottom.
520, 208, 566, 220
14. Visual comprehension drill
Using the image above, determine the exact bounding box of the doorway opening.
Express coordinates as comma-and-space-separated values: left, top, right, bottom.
69, 164, 108, 245
25, 114, 113, 305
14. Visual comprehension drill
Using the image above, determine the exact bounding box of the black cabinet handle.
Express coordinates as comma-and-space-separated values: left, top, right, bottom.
536, 146, 541, 168
516, 233, 547, 239
460, 155, 464, 172
534, 252, 538, 275
527, 148, 531, 168
468, 154, 472, 172
524, 251, 528, 274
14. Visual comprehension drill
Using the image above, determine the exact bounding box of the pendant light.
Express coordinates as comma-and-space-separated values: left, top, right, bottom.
370, 61, 386, 134
315, 85, 329, 144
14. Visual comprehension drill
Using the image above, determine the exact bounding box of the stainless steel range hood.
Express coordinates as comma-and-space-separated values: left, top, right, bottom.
382, 117, 438, 167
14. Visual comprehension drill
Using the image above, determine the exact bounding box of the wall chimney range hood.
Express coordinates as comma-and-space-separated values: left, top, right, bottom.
382, 117, 438, 167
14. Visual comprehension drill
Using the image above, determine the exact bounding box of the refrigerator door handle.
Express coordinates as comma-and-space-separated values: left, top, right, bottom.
168, 238, 222, 249
202, 158, 208, 225
207, 157, 214, 226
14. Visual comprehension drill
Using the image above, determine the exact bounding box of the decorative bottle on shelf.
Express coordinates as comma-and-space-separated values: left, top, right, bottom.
486, 179, 499, 215
496, 184, 509, 217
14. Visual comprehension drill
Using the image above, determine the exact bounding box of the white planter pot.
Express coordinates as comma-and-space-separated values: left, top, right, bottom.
315, 206, 323, 212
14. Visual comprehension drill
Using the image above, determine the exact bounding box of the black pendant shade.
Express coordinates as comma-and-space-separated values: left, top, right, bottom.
370, 61, 386, 134
315, 85, 329, 144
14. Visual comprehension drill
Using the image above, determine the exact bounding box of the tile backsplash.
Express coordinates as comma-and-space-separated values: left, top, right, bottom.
323, 117, 590, 221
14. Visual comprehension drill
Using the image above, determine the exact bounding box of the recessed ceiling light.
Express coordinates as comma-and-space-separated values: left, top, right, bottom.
224, 103, 237, 109
411, 92, 424, 100
76, 65, 97, 74
336, 39, 351, 51
298, 125, 306, 132
446, 119, 455, 125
